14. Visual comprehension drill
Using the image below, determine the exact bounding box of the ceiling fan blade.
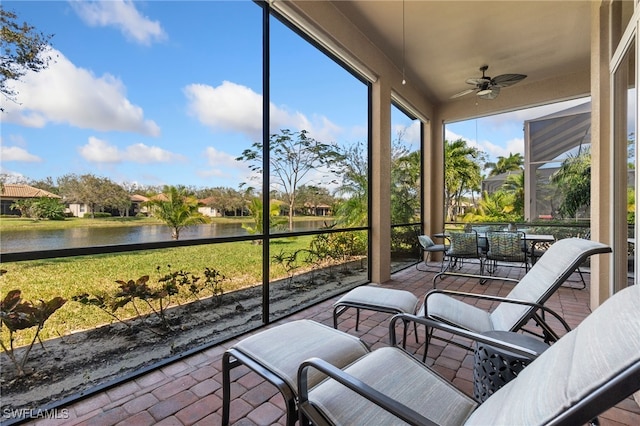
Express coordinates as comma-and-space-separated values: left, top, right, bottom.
450, 88, 476, 99
478, 86, 500, 100
491, 73, 527, 87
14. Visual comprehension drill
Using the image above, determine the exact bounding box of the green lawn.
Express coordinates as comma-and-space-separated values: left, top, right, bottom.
1, 235, 315, 346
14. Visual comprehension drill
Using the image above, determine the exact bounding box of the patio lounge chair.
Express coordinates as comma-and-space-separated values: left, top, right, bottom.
334, 238, 610, 358
416, 238, 611, 357
297, 283, 640, 426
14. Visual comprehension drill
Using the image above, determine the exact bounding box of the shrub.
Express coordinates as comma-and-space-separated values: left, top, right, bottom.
88, 212, 113, 218
73, 266, 227, 333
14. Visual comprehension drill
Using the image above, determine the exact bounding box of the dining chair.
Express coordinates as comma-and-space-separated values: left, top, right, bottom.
415, 227, 448, 272
444, 230, 484, 275
484, 231, 529, 274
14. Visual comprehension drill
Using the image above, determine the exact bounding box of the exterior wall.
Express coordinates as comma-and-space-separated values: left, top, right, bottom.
198, 206, 220, 217
67, 203, 89, 218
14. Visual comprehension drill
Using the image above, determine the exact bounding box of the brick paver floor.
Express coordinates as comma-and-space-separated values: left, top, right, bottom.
23, 261, 640, 426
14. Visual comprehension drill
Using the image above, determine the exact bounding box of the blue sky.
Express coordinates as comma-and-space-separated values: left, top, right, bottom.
1, 0, 590, 191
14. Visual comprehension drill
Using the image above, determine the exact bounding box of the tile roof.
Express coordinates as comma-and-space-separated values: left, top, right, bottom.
0, 184, 61, 199
130, 194, 149, 202
199, 196, 217, 205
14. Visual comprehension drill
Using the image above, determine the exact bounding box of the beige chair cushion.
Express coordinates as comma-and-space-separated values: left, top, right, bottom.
233, 319, 369, 391
309, 347, 478, 426
334, 285, 419, 314
420, 293, 493, 332
466, 284, 640, 425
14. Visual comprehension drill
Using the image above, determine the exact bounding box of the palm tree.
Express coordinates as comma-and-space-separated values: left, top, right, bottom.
464, 190, 520, 223
501, 171, 525, 218
242, 198, 285, 237
147, 186, 208, 240
550, 149, 591, 218
444, 139, 483, 221
485, 152, 524, 177
334, 142, 368, 227
391, 150, 421, 224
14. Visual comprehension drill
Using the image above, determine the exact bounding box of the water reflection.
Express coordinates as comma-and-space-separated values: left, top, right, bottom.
1, 221, 331, 253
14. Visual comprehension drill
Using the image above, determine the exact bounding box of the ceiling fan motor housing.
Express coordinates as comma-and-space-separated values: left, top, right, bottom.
451, 65, 527, 100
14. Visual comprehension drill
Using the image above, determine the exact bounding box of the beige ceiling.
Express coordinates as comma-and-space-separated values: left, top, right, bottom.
330, 0, 592, 109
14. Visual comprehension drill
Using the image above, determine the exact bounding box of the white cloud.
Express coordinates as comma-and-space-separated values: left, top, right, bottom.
184, 81, 342, 142
486, 98, 590, 125
79, 137, 122, 163
204, 146, 239, 168
504, 137, 525, 156
185, 81, 263, 137
445, 128, 479, 149
125, 143, 182, 163
3, 48, 160, 136
300, 115, 343, 144
392, 120, 421, 147
198, 146, 254, 182
0, 146, 42, 162
445, 127, 524, 159
70, 0, 166, 45
79, 136, 183, 164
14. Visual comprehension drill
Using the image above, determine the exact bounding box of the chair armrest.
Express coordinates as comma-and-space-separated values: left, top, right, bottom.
432, 270, 519, 287
388, 314, 543, 361
297, 357, 439, 426
423, 289, 571, 332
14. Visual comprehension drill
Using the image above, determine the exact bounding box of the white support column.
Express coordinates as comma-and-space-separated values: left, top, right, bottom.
371, 78, 392, 284
590, 0, 613, 307
424, 112, 445, 242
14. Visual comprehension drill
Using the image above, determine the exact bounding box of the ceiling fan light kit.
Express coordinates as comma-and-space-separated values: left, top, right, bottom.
451, 65, 526, 100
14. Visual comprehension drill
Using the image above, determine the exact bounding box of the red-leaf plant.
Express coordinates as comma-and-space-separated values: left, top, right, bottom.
0, 283, 67, 376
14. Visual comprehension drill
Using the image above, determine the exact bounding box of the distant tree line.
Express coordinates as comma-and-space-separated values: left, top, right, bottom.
0, 172, 344, 220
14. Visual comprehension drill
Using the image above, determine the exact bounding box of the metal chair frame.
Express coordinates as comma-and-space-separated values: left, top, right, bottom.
444, 230, 484, 275
415, 227, 449, 273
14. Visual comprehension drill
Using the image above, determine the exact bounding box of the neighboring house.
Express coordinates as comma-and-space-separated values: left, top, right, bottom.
302, 202, 331, 216
0, 184, 61, 216
67, 194, 150, 218
481, 170, 522, 195
130, 194, 150, 216
66, 202, 90, 218
198, 196, 221, 217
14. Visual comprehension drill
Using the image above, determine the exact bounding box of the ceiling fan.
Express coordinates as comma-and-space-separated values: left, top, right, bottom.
451, 65, 527, 100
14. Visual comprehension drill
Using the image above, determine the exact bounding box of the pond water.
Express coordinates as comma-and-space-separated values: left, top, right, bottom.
0, 220, 333, 253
